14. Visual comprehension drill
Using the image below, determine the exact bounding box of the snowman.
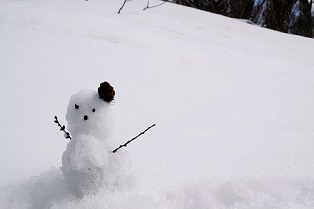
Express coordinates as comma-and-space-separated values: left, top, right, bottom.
61, 81, 131, 197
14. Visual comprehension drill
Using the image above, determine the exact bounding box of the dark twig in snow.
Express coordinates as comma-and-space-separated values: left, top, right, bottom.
118, 0, 127, 14
54, 116, 72, 139
143, 0, 168, 10
112, 124, 156, 153
119, 0, 167, 13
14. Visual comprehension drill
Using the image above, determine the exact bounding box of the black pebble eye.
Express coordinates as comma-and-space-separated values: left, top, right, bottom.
92, 109, 95, 112
75, 104, 79, 109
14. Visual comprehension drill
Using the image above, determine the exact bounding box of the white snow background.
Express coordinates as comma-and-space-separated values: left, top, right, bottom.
1, 0, 314, 208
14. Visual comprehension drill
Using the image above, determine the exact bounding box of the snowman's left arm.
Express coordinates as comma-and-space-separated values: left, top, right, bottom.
54, 116, 72, 139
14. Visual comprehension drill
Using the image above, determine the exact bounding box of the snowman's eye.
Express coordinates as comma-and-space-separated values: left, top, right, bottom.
92, 109, 96, 112
75, 104, 79, 109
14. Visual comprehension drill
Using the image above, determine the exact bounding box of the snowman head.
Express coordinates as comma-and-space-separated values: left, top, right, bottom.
65, 82, 115, 140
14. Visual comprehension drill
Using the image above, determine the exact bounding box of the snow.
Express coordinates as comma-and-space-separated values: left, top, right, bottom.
61, 87, 131, 197
65, 89, 113, 140
1, 0, 314, 208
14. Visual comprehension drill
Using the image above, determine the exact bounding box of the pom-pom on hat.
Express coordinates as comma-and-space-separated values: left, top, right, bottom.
98, 81, 115, 102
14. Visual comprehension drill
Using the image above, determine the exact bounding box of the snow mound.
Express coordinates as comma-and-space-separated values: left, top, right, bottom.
165, 179, 314, 209
2, 170, 314, 209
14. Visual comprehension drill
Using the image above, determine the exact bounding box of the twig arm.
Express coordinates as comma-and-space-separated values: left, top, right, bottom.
54, 116, 72, 139
112, 124, 156, 153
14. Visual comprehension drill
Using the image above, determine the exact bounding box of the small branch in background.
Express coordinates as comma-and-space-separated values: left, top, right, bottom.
119, 0, 167, 13
112, 124, 156, 153
54, 116, 72, 139
143, 0, 168, 10
118, 0, 127, 14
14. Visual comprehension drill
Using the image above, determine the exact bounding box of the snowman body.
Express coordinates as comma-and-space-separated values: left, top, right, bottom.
61, 88, 130, 196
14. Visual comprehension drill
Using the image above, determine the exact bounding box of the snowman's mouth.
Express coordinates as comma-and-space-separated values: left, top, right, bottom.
84, 115, 88, 121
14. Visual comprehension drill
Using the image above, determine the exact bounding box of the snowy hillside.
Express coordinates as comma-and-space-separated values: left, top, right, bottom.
1, 0, 314, 208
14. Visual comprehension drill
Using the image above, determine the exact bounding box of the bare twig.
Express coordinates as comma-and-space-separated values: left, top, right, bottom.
119, 0, 167, 13
118, 0, 127, 14
112, 124, 156, 153
143, 0, 168, 10
54, 116, 72, 139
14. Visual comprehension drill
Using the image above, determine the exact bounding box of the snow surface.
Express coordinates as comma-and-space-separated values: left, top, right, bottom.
1, 0, 314, 208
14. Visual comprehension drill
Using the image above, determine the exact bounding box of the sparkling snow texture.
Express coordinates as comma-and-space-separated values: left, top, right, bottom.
1, 0, 314, 207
